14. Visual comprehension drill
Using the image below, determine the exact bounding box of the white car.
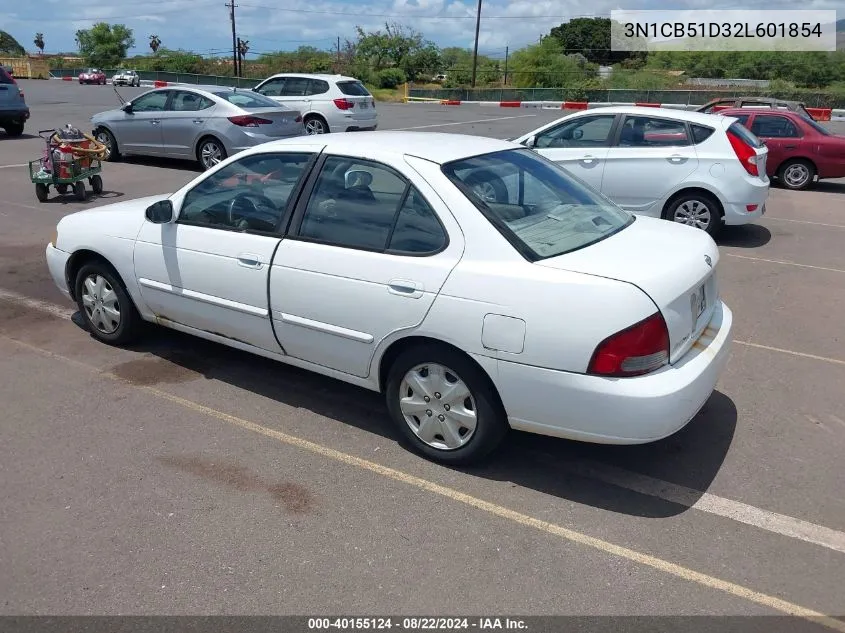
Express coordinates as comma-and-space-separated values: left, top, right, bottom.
512, 106, 770, 237
112, 69, 140, 87
252, 73, 377, 135
44, 132, 732, 465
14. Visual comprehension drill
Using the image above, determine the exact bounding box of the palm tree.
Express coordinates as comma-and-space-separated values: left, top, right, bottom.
34, 32, 44, 55
149, 35, 161, 54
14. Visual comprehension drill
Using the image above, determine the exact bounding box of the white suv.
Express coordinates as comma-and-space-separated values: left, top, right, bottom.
512, 106, 770, 237
252, 73, 378, 135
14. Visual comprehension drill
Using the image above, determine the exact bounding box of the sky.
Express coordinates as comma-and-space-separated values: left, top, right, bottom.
2, 0, 841, 60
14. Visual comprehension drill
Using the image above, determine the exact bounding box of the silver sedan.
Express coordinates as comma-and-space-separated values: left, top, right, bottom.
91, 86, 305, 170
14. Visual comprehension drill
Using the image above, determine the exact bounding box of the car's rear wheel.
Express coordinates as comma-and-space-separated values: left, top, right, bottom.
665, 192, 722, 238
95, 127, 119, 161
303, 115, 328, 135
385, 344, 508, 466
4, 122, 24, 137
74, 262, 143, 346
198, 137, 226, 170
778, 159, 815, 191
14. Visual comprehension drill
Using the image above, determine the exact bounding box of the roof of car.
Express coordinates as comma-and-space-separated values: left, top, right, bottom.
263, 72, 362, 82
717, 107, 805, 118
253, 131, 519, 165
567, 105, 730, 125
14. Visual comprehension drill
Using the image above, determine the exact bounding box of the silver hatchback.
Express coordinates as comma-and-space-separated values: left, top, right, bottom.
91, 86, 305, 170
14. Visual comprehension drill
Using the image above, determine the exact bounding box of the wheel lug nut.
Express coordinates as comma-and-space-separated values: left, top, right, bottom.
434, 392, 441, 399
426, 410, 432, 417
444, 404, 450, 411
438, 414, 445, 421
424, 396, 430, 402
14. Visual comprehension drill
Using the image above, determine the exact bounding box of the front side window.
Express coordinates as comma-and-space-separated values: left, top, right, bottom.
442, 149, 632, 261
617, 115, 691, 147
179, 152, 314, 232
535, 114, 616, 149
297, 157, 447, 254
255, 78, 286, 97
132, 91, 170, 112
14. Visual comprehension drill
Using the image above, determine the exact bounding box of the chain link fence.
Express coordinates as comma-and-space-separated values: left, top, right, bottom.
50, 68, 262, 89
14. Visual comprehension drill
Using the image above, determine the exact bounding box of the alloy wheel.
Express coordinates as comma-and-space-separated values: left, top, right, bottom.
81, 274, 121, 334
673, 199, 712, 231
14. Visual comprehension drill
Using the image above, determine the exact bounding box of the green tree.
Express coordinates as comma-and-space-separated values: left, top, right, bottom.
34, 33, 45, 54
0, 31, 25, 56
508, 36, 596, 88
440, 47, 500, 86
353, 23, 440, 81
258, 46, 334, 74
75, 23, 134, 67
549, 17, 641, 66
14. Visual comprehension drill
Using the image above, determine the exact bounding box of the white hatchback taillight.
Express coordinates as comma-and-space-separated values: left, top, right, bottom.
588, 312, 670, 377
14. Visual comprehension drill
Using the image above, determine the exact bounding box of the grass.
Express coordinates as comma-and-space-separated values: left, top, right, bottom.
366, 85, 406, 102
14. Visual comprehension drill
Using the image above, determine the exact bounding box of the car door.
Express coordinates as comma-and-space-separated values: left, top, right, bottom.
529, 113, 617, 192
747, 113, 803, 176
269, 154, 464, 378
133, 149, 319, 352
278, 77, 312, 115
160, 90, 217, 158
116, 90, 171, 155
599, 113, 699, 215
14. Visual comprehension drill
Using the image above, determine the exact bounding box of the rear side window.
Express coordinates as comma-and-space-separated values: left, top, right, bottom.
0, 68, 14, 84
690, 124, 715, 144
728, 122, 764, 148
308, 80, 330, 95
336, 80, 370, 96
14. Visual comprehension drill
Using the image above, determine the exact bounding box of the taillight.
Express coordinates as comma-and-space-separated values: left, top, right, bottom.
588, 312, 670, 377
333, 98, 354, 110
227, 115, 272, 127
727, 130, 759, 176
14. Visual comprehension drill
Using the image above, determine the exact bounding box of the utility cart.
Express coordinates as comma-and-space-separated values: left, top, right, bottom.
29, 127, 106, 203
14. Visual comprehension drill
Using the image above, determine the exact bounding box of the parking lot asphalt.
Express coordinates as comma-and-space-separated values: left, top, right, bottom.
1, 80, 844, 623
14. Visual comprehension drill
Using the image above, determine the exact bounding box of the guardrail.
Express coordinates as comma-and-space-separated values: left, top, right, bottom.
50, 68, 262, 88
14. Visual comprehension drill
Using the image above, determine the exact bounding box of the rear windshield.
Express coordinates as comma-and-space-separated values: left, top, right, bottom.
442, 148, 632, 261
213, 90, 281, 108
0, 68, 14, 84
804, 117, 831, 136
728, 121, 764, 147
336, 80, 370, 96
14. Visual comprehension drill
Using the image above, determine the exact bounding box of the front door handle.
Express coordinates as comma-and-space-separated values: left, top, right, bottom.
192, 119, 204, 124
237, 253, 263, 269
388, 279, 423, 298
784, 145, 797, 150
579, 155, 596, 164
150, 120, 159, 125
668, 155, 687, 163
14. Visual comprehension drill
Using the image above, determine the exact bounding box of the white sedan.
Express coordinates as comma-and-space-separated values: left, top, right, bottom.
512, 106, 770, 237
45, 131, 733, 465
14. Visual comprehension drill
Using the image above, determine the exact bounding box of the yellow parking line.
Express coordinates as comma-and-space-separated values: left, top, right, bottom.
2, 333, 844, 630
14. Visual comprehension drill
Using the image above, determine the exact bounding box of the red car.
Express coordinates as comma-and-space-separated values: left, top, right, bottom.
718, 108, 845, 190
78, 68, 106, 85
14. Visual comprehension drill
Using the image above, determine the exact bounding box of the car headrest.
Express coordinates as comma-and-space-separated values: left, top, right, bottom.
345, 170, 373, 189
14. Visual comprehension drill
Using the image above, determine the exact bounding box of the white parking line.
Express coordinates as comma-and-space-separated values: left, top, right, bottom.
393, 114, 537, 131
3, 287, 845, 556
725, 253, 845, 274
734, 340, 845, 367
764, 217, 845, 229
0, 163, 27, 169
559, 458, 845, 555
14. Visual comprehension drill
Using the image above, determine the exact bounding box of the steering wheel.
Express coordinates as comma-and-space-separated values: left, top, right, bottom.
226, 192, 277, 228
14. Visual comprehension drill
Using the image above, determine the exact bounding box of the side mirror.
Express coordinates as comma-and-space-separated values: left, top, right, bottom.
145, 200, 174, 224
522, 136, 536, 148
122, 102, 133, 113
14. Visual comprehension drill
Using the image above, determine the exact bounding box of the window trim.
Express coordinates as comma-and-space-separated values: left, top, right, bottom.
611, 113, 694, 148
287, 154, 450, 257
535, 113, 621, 149
174, 151, 321, 236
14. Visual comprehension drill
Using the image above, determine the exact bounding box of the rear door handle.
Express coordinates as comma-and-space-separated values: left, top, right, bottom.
668, 155, 687, 163
192, 119, 204, 124
388, 279, 423, 298
784, 145, 797, 150
237, 253, 263, 269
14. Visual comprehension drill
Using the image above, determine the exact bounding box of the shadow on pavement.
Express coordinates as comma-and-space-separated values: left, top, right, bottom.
717, 224, 771, 248
120, 155, 203, 174
41, 190, 125, 205
812, 180, 845, 195
71, 320, 737, 520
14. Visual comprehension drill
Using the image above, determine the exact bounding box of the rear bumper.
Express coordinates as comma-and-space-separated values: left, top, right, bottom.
721, 180, 769, 225
0, 108, 30, 122
498, 301, 733, 444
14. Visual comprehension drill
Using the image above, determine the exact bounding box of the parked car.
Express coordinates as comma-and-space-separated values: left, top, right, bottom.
44, 131, 732, 466
0, 65, 29, 137
696, 97, 815, 121
79, 68, 106, 85
511, 106, 769, 237
716, 108, 845, 190
112, 69, 141, 87
91, 85, 305, 170
252, 73, 377, 135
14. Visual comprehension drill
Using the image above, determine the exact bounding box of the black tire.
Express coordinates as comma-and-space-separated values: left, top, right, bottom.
4, 122, 24, 137
74, 180, 86, 201
384, 344, 508, 466
56, 184, 69, 195
94, 127, 119, 162
197, 136, 227, 171
303, 115, 329, 135
74, 261, 143, 346
90, 174, 103, 194
778, 159, 815, 191
664, 192, 722, 239
35, 183, 48, 202
464, 170, 508, 204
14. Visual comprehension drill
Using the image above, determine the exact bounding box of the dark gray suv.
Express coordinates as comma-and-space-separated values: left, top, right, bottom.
0, 67, 29, 136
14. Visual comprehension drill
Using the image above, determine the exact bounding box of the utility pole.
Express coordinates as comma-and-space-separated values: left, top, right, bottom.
470, 0, 483, 88
503, 45, 508, 85
226, 1, 238, 77
337, 36, 341, 69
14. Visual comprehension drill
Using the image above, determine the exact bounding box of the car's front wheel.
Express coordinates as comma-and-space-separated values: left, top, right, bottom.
665, 192, 722, 238
385, 344, 508, 466
95, 127, 119, 161
74, 262, 143, 346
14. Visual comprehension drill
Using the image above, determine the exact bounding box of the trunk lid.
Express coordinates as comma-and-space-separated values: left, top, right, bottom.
232, 106, 303, 137
536, 216, 721, 364
334, 80, 376, 120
